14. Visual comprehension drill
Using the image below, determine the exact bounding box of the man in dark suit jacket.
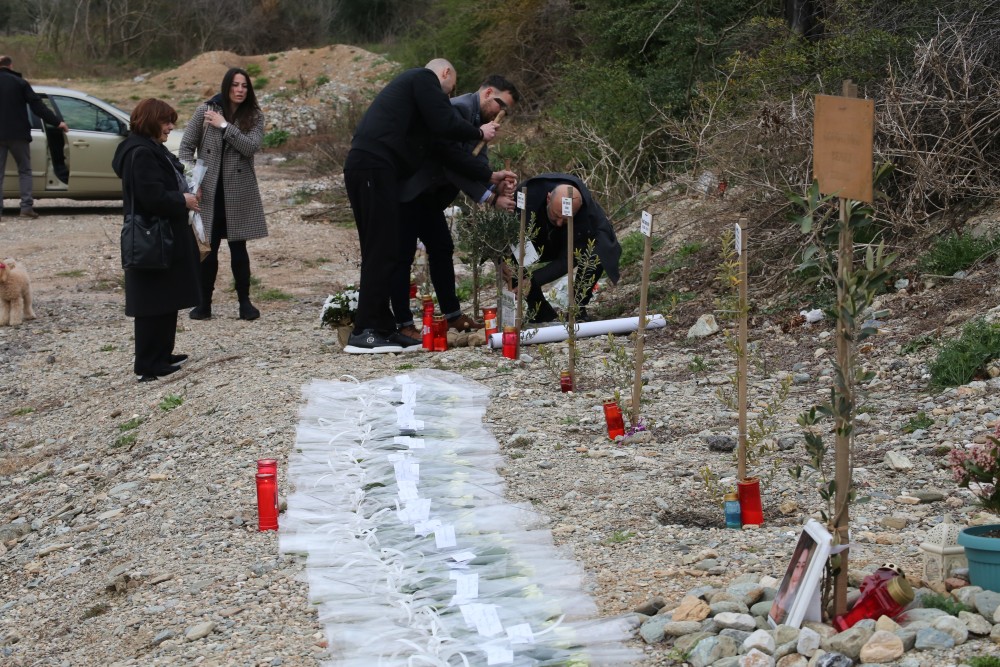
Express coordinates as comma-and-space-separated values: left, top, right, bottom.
515, 173, 622, 322
342, 58, 499, 353
0, 55, 68, 219
392, 75, 520, 339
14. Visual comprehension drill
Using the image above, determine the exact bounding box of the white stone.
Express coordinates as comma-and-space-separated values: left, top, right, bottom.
687, 314, 720, 338
742, 628, 776, 654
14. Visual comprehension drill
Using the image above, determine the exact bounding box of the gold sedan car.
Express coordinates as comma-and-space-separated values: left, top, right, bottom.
2, 86, 181, 201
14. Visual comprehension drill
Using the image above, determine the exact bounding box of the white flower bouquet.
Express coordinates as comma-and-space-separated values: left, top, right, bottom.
320, 286, 359, 327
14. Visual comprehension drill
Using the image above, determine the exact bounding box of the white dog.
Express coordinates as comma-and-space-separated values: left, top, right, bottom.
0, 258, 35, 326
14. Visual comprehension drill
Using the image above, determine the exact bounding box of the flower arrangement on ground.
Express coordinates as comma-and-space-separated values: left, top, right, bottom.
949, 421, 1000, 513
320, 286, 359, 328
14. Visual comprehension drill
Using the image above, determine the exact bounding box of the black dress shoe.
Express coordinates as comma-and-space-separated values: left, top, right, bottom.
189, 305, 212, 320
168, 354, 188, 364
136, 364, 181, 382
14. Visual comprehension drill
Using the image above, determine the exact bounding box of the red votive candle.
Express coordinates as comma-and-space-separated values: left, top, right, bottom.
560, 371, 573, 393
603, 400, 625, 440
256, 472, 278, 531
737, 477, 764, 526
421, 298, 435, 350
501, 326, 519, 359
433, 315, 448, 351
483, 307, 498, 339
833, 575, 913, 631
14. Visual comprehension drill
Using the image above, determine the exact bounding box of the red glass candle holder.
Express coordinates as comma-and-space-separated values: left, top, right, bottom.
737, 477, 764, 526
255, 472, 278, 531
421, 299, 435, 350
257, 458, 277, 476
559, 371, 573, 393
433, 315, 448, 351
602, 400, 625, 440
483, 307, 498, 339
833, 575, 913, 631
409, 282, 418, 298
501, 326, 519, 359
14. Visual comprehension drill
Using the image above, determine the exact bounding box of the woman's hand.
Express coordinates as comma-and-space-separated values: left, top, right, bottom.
204, 109, 227, 129
184, 193, 200, 212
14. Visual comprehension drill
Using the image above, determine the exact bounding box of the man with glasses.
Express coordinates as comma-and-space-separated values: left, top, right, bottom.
392, 75, 521, 339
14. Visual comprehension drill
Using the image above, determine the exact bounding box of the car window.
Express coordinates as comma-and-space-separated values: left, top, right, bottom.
51, 95, 121, 133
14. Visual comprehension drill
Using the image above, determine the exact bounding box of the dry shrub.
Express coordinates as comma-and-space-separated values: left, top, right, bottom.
878, 15, 1000, 228
305, 91, 376, 175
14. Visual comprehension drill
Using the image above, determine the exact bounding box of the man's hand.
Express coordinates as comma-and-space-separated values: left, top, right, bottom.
479, 121, 498, 141
495, 194, 516, 212
57, 121, 68, 133
490, 170, 516, 186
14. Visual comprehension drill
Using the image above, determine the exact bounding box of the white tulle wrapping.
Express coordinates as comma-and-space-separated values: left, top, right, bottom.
280, 370, 641, 666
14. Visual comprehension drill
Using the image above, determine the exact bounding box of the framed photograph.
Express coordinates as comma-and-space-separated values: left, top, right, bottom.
768, 519, 832, 628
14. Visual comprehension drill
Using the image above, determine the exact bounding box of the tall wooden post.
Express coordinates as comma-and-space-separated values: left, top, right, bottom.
515, 186, 527, 331
630, 212, 654, 426
563, 193, 576, 387
736, 220, 748, 481
832, 79, 858, 617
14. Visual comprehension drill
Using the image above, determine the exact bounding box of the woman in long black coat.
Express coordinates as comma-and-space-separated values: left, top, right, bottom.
111, 98, 201, 382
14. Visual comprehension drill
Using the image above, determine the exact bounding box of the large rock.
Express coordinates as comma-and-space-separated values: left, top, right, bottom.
858, 630, 904, 663
687, 314, 720, 338
672, 594, 711, 621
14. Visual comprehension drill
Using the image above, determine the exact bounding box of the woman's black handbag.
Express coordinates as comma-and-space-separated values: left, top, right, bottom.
121, 151, 174, 270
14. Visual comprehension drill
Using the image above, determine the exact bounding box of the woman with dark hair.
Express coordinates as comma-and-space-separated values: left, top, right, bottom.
111, 98, 201, 382
179, 67, 267, 321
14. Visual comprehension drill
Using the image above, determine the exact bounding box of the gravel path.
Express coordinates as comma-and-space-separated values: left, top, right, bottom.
2, 163, 1000, 666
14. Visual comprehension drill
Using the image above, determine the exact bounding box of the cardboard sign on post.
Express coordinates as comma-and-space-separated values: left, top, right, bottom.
813, 94, 875, 203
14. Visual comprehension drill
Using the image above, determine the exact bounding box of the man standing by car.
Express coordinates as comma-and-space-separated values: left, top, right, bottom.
0, 55, 68, 219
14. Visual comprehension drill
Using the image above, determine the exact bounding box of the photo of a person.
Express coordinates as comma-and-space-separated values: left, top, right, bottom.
769, 525, 822, 627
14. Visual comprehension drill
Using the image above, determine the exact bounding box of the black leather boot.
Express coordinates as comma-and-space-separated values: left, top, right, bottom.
189, 252, 218, 320
232, 260, 260, 321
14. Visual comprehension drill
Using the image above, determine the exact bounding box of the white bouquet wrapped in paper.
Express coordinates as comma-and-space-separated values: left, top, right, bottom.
183, 159, 208, 244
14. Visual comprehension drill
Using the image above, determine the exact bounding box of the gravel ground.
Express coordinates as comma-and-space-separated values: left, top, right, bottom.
2, 163, 1000, 666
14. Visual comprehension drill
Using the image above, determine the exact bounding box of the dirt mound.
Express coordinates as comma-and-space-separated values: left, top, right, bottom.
39, 45, 395, 122
148, 45, 394, 99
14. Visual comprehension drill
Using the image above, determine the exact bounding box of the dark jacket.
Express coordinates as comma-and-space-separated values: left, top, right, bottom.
399, 91, 492, 205
518, 173, 622, 283
112, 135, 200, 317
350, 68, 485, 178
0, 66, 63, 142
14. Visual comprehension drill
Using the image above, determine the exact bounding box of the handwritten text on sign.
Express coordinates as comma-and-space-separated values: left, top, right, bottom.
813, 94, 874, 203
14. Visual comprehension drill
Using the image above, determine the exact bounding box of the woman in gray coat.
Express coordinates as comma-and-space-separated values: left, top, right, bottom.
179, 67, 267, 321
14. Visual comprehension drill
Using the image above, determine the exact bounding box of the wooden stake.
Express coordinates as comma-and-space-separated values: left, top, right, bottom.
515, 186, 527, 331
564, 194, 576, 388
630, 212, 654, 426
737, 219, 748, 482
472, 109, 504, 157
833, 79, 858, 618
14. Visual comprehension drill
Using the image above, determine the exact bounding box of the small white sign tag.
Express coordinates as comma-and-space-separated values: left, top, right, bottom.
561, 196, 572, 217
516, 191, 525, 209
735, 223, 743, 256
640, 211, 652, 237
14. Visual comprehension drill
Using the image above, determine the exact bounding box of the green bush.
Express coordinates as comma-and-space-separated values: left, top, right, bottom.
928, 319, 1000, 390
920, 591, 972, 616
263, 129, 290, 148
969, 656, 1000, 667
253, 77, 268, 91
618, 231, 665, 269
245, 63, 262, 77
918, 232, 1000, 276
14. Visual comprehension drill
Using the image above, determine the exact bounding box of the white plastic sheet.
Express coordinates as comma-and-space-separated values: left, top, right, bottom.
488, 314, 667, 349
280, 370, 641, 666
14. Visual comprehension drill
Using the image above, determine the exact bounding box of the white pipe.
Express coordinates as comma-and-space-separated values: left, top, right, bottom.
488, 314, 667, 349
